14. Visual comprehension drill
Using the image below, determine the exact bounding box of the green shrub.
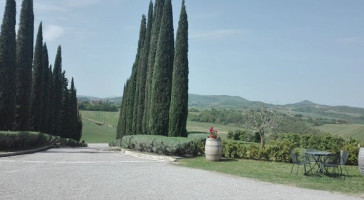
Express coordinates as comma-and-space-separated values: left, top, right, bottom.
188, 133, 209, 141
220, 133, 362, 165
248, 144, 259, 160
118, 135, 203, 156
0, 131, 86, 150
236, 143, 247, 158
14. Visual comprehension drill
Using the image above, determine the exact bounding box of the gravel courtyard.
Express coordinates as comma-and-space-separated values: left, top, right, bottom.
0, 144, 361, 200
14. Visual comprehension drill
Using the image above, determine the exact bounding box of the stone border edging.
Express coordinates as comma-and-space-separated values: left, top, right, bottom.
112, 147, 179, 162
0, 145, 53, 158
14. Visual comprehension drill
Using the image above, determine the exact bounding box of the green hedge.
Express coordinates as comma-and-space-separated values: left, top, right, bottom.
0, 131, 87, 151
222, 133, 363, 165
111, 135, 204, 156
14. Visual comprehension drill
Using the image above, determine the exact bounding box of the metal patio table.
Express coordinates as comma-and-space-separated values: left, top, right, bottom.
305, 151, 333, 175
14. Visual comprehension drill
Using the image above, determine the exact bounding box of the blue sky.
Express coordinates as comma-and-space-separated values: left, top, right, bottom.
1, 0, 363, 108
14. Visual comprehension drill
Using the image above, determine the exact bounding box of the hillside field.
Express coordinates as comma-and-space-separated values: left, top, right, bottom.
80, 110, 364, 143
80, 111, 241, 142
317, 124, 364, 140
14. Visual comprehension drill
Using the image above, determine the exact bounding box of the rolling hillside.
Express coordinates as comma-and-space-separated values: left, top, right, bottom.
78, 94, 364, 124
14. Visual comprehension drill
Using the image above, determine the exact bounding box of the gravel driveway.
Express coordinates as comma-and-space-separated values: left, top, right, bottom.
0, 144, 361, 200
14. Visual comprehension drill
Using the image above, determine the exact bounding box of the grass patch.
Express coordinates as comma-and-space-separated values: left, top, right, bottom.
187, 121, 241, 137
179, 157, 364, 195
317, 124, 364, 140
81, 118, 116, 143
80, 110, 119, 127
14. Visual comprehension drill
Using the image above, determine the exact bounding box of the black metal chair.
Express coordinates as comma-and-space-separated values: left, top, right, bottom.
323, 154, 340, 175
339, 150, 349, 175
290, 151, 308, 175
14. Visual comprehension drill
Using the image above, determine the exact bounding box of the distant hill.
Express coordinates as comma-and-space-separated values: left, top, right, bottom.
78, 94, 364, 124
188, 94, 267, 108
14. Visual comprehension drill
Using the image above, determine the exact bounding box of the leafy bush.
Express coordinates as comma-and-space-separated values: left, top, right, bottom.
221, 133, 363, 165
117, 135, 204, 156
188, 133, 209, 141
0, 131, 86, 151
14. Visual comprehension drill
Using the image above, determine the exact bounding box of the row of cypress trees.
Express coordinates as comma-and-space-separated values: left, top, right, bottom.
0, 0, 82, 141
117, 0, 189, 138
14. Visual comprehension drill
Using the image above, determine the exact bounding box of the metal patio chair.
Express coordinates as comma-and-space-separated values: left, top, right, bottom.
290, 151, 308, 175
323, 154, 340, 175
339, 150, 349, 175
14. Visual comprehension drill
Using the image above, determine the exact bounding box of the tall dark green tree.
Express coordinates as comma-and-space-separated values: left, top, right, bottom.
132, 15, 147, 134
47, 65, 55, 134
30, 22, 44, 131
149, 0, 175, 135
0, 0, 16, 130
123, 16, 146, 135
52, 46, 63, 136
142, 0, 164, 134
134, 4, 154, 135
116, 82, 129, 139
169, 0, 189, 137
41, 43, 50, 133
69, 78, 81, 141
75, 111, 83, 142
59, 71, 70, 138
15, 0, 34, 131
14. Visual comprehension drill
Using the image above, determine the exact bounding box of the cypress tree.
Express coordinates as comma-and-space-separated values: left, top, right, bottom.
125, 16, 146, 135
47, 65, 55, 134
169, 0, 189, 137
116, 82, 128, 139
142, 0, 165, 134
52, 46, 63, 136
0, 0, 16, 130
132, 15, 147, 134
149, 0, 174, 135
59, 71, 70, 138
69, 78, 80, 141
75, 111, 83, 142
134, 1, 153, 135
30, 22, 44, 131
15, 0, 34, 131
41, 43, 50, 133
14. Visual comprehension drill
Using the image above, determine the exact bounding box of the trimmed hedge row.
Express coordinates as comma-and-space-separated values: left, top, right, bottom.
0, 131, 87, 150
223, 133, 363, 165
110, 135, 204, 156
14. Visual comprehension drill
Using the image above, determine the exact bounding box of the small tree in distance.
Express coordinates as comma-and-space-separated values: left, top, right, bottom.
247, 107, 277, 148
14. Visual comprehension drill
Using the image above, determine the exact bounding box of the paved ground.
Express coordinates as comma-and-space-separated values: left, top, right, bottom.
0, 144, 361, 200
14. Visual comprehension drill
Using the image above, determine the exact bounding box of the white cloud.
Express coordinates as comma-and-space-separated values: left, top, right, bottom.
190, 29, 249, 41
44, 25, 65, 42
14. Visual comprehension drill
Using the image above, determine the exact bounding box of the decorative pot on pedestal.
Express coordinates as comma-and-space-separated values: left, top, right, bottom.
205, 137, 222, 161
359, 147, 364, 175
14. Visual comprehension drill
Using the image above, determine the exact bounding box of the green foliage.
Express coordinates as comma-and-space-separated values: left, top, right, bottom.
116, 84, 127, 139
115, 135, 203, 156
168, 0, 188, 137
187, 133, 209, 141
41, 44, 50, 134
0, 131, 86, 150
79, 101, 118, 112
52, 46, 63, 136
132, 15, 147, 135
30, 22, 44, 131
15, 0, 34, 131
149, 0, 175, 136
0, 0, 16, 131
134, 1, 153, 135
221, 133, 363, 165
143, 0, 164, 134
